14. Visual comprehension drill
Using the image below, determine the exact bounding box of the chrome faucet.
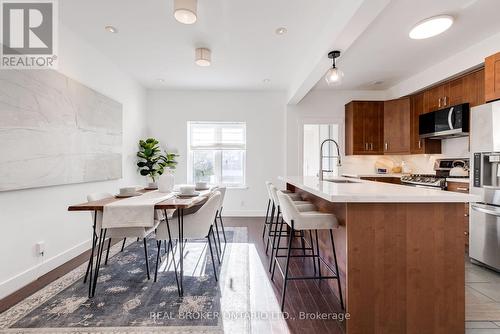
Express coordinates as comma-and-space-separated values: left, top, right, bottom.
319, 139, 342, 181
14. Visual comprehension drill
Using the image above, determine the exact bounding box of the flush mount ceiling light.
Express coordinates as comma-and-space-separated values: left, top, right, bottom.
409, 15, 454, 39
325, 50, 343, 86
174, 0, 197, 24
104, 25, 118, 33
275, 27, 287, 35
195, 48, 211, 66
263, 78, 271, 83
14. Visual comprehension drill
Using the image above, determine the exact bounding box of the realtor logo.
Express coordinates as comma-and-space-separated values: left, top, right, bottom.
1, 0, 58, 69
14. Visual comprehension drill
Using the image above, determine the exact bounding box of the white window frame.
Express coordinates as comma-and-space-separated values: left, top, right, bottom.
187, 121, 247, 188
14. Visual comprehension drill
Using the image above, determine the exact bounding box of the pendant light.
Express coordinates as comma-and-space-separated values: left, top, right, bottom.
325, 50, 343, 86
195, 48, 211, 66
174, 0, 197, 24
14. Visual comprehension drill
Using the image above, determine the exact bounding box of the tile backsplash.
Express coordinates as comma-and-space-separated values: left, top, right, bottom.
340, 136, 470, 175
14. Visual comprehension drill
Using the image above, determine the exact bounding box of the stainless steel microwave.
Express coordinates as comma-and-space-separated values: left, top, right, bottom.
419, 103, 470, 139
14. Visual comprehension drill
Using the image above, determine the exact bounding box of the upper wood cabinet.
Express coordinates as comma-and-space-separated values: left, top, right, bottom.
423, 69, 485, 113
410, 93, 441, 154
485, 52, 500, 102
383, 98, 411, 154
345, 101, 383, 155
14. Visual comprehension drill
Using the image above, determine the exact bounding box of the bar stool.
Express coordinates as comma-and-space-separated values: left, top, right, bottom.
263, 182, 311, 256
272, 191, 344, 311
262, 181, 302, 242
267, 184, 317, 271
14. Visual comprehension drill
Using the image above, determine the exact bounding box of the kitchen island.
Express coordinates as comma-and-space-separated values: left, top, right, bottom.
281, 176, 480, 334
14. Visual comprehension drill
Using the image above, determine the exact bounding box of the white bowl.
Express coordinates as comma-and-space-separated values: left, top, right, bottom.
179, 185, 196, 195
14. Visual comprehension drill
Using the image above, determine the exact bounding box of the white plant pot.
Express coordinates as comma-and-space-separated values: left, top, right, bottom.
158, 172, 175, 193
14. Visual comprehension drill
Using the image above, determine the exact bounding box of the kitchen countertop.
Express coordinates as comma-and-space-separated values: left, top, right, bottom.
342, 173, 405, 178
281, 176, 479, 203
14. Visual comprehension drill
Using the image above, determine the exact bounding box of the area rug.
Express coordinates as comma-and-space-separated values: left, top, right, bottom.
0, 227, 250, 334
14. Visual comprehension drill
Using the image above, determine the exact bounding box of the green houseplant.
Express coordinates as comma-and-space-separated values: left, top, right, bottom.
137, 138, 178, 188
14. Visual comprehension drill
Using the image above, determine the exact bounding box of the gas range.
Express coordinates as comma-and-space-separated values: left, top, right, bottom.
399, 158, 469, 189
400, 174, 446, 189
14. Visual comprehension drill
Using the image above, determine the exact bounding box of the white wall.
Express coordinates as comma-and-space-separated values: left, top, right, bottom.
0, 25, 147, 298
146, 90, 286, 216
285, 90, 388, 176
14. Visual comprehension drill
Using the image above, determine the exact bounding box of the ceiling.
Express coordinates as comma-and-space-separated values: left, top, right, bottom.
60, 0, 500, 96
60, 0, 348, 90
312, 0, 500, 91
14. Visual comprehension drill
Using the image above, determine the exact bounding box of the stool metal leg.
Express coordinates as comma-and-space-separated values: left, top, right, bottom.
269, 212, 282, 272
271, 218, 285, 281
121, 238, 126, 252
309, 231, 317, 274
330, 229, 344, 309
262, 199, 271, 239
314, 230, 322, 278
281, 220, 294, 311
265, 203, 277, 255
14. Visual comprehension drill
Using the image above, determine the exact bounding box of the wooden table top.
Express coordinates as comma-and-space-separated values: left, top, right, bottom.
68, 189, 211, 211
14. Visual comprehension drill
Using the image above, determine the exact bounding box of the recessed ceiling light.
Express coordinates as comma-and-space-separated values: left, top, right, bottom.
263, 79, 271, 83
195, 48, 211, 67
275, 27, 287, 35
105, 25, 118, 33
409, 15, 454, 40
157, 78, 165, 83
372, 80, 383, 85
174, 0, 197, 24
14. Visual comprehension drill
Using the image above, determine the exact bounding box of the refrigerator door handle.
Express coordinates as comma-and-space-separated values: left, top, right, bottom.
472, 204, 500, 217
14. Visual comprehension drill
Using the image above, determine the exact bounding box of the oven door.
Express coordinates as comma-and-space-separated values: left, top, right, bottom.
470, 203, 500, 271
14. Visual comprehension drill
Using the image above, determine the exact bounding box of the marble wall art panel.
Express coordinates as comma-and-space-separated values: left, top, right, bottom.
0, 70, 123, 191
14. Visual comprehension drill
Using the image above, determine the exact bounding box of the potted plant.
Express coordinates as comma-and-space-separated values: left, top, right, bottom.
137, 138, 178, 189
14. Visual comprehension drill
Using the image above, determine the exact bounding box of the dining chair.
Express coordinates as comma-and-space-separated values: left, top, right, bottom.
154, 191, 222, 290
85, 192, 160, 296
212, 187, 227, 258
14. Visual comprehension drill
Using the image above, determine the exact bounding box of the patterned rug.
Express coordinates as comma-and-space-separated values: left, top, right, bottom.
0, 227, 250, 333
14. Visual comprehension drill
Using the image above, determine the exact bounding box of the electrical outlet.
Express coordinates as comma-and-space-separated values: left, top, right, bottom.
36, 241, 45, 257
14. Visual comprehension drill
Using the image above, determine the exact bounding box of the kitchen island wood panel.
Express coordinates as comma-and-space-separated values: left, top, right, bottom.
287, 183, 465, 334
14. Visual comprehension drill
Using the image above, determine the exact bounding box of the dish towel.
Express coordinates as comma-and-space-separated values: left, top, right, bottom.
102, 191, 173, 228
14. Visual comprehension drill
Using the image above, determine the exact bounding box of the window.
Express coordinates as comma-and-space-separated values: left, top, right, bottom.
187, 122, 246, 187
303, 123, 340, 177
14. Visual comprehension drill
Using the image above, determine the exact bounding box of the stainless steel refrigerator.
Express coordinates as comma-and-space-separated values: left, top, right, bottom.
469, 101, 500, 271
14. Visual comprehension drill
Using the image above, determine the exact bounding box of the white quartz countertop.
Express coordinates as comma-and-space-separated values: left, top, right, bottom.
342, 173, 405, 178
281, 176, 480, 203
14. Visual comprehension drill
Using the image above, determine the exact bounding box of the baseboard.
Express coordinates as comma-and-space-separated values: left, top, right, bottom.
0, 239, 90, 300
222, 210, 265, 217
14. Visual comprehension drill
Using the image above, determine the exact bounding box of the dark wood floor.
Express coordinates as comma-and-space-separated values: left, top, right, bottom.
226, 217, 346, 334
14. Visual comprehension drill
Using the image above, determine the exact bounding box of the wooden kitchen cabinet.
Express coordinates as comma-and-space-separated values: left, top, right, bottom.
424, 83, 449, 112
423, 68, 485, 112
345, 101, 383, 155
446, 181, 470, 253
410, 93, 441, 154
383, 97, 411, 154
485, 52, 500, 102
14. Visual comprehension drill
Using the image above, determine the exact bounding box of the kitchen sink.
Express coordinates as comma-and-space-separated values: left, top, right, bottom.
324, 179, 359, 183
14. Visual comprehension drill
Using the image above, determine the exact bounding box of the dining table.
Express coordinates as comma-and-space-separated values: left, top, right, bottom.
68, 188, 212, 298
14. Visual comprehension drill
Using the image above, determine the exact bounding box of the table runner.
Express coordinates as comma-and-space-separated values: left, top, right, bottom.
102, 191, 173, 228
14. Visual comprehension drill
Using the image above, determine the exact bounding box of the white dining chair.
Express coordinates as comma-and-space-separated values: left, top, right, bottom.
85, 192, 161, 296
213, 186, 227, 259
154, 191, 222, 290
